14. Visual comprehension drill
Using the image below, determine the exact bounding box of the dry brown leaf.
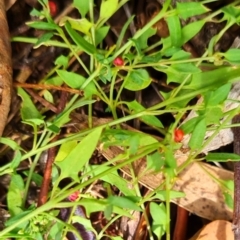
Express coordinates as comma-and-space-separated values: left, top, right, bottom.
5, 0, 17, 10
0, 0, 12, 136
190, 220, 234, 240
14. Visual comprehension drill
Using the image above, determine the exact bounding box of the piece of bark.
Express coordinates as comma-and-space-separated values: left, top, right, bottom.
0, 0, 12, 136
5, 0, 17, 10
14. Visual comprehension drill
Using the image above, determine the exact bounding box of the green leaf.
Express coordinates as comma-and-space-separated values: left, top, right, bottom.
90, 165, 134, 196
72, 216, 94, 231
161, 20, 205, 51
7, 174, 25, 216
23, 171, 43, 187
206, 153, 240, 162
177, 2, 209, 20
54, 55, 69, 68
55, 141, 78, 162
181, 116, 201, 134
224, 192, 233, 209
43, 90, 54, 103
99, 0, 118, 20
136, 27, 156, 50
146, 151, 164, 172
182, 20, 205, 44
17, 88, 43, 121
30, 8, 42, 17
57, 70, 85, 88
98, 65, 113, 83
35, 32, 54, 48
5, 207, 34, 227
45, 76, 63, 86
10, 150, 22, 170
141, 52, 162, 63
169, 50, 191, 60
124, 69, 151, 91
150, 202, 167, 238
104, 204, 113, 220
116, 15, 135, 51
155, 190, 185, 201
0, 137, 21, 151
102, 129, 138, 149
189, 118, 206, 150
222, 180, 234, 191
205, 83, 231, 106
60, 17, 93, 35
222, 5, 240, 23
73, 0, 89, 17
57, 70, 98, 96
95, 26, 110, 45
52, 99, 95, 127
27, 21, 58, 30
78, 198, 132, 218
56, 127, 103, 182
150, 202, 167, 224
223, 49, 240, 64
186, 66, 240, 90
0, 137, 22, 170
127, 100, 163, 128
65, 22, 96, 55
164, 67, 190, 84
107, 196, 142, 211
172, 63, 201, 73
204, 106, 222, 125
131, 39, 143, 56
166, 15, 182, 47
164, 147, 176, 169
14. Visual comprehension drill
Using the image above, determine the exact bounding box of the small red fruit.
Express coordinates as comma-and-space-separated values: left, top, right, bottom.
174, 129, 184, 142
48, 1, 58, 17
113, 56, 124, 66
68, 190, 80, 202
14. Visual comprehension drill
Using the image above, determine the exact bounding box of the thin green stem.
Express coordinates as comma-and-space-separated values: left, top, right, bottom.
0, 143, 160, 236
57, 28, 90, 75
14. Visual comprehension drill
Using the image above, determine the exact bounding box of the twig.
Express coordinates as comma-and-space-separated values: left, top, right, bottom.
37, 137, 58, 207
173, 206, 188, 240
24, 88, 58, 113
231, 115, 240, 239
0, 0, 12, 136
13, 82, 83, 95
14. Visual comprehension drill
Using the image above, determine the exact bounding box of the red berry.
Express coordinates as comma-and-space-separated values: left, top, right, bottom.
174, 129, 184, 142
48, 1, 58, 17
113, 57, 124, 66
68, 190, 80, 202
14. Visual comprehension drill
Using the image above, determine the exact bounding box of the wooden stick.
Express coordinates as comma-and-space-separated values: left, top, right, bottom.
231, 115, 240, 239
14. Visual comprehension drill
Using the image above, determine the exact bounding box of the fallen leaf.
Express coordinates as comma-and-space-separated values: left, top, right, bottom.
190, 220, 234, 240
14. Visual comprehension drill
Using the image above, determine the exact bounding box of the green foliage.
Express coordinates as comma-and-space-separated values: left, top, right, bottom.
56, 127, 103, 182
7, 174, 25, 216
4, 0, 240, 238
176, 2, 209, 20
17, 88, 43, 121
73, 0, 89, 17
124, 69, 151, 91
150, 202, 167, 238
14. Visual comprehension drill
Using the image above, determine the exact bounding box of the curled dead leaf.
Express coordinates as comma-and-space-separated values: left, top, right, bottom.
0, 0, 12, 136
190, 220, 234, 240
